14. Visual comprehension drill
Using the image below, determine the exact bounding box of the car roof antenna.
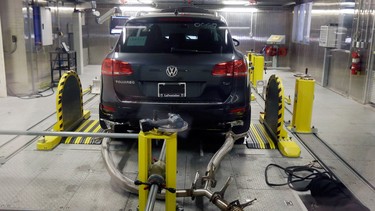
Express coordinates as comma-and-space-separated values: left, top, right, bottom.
174, 9, 179, 16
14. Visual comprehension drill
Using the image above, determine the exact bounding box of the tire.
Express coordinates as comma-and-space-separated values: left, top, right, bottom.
99, 119, 108, 130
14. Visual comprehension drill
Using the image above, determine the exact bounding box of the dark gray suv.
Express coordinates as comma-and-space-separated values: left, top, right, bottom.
100, 7, 250, 134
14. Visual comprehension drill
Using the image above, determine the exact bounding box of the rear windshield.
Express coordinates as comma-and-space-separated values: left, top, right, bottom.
114, 17, 234, 54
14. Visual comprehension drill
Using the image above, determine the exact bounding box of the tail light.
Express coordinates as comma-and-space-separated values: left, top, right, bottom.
101, 58, 133, 76
230, 107, 246, 114
101, 58, 113, 75
101, 104, 116, 113
212, 59, 247, 77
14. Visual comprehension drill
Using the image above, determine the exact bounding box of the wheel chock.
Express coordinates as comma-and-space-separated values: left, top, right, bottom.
36, 135, 62, 150
277, 138, 301, 158
262, 75, 301, 158
36, 71, 90, 150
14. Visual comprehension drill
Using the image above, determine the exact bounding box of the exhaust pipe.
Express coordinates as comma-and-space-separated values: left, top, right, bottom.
101, 131, 248, 210
204, 132, 237, 188
101, 137, 139, 194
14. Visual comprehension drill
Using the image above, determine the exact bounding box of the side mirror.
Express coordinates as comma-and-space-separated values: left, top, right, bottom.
233, 38, 240, 46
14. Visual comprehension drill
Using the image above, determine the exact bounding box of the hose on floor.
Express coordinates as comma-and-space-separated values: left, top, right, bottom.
265, 162, 370, 211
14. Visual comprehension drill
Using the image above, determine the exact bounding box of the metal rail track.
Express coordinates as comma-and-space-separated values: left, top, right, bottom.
252, 87, 375, 209
0, 91, 99, 164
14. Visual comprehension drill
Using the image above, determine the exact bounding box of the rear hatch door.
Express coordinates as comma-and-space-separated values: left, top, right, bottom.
113, 53, 235, 103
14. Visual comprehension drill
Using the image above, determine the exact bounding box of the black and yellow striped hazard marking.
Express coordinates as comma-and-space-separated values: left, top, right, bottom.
246, 123, 276, 149
54, 70, 84, 132
262, 74, 301, 157
63, 119, 103, 145
264, 74, 288, 139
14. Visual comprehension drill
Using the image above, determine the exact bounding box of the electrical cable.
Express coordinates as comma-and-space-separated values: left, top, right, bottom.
265, 162, 334, 191
6, 84, 55, 99
265, 162, 370, 211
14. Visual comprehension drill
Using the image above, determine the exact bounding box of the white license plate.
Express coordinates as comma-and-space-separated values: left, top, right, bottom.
158, 83, 186, 97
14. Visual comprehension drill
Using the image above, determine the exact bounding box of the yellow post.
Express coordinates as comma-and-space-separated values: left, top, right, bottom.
137, 130, 177, 211
247, 51, 255, 84
138, 131, 150, 211
292, 77, 315, 133
252, 54, 264, 86
247, 51, 255, 65
165, 133, 177, 211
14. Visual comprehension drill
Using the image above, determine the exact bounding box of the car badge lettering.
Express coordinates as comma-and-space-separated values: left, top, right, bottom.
166, 66, 178, 77
115, 80, 135, 85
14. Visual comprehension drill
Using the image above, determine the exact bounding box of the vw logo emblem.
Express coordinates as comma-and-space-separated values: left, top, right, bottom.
166, 66, 178, 77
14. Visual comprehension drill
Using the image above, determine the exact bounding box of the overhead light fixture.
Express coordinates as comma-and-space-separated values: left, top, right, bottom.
314, 2, 355, 7
223, 1, 249, 5
120, 0, 153, 4
47, 6, 75, 11
223, 0, 256, 5
311, 9, 355, 15
218, 7, 258, 13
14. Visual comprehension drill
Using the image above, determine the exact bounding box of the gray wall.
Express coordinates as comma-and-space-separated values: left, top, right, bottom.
0, 0, 31, 95
85, 7, 292, 67
219, 10, 292, 67
290, 0, 353, 94
290, 0, 373, 103
0, 0, 88, 96
84, 6, 122, 65
32, 3, 77, 88
0, 8, 7, 97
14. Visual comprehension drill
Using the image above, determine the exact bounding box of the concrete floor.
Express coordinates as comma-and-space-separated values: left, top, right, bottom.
0, 65, 374, 210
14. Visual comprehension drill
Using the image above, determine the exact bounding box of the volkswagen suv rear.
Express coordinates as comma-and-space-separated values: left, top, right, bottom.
100, 7, 250, 134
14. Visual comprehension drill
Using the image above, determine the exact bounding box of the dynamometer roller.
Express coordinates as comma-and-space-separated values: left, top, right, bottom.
246, 74, 301, 157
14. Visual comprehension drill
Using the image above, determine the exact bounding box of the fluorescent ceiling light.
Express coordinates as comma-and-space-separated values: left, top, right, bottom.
314, 2, 355, 7
48, 7, 75, 11
312, 9, 354, 15
223, 1, 249, 5
218, 7, 258, 12
121, 0, 153, 4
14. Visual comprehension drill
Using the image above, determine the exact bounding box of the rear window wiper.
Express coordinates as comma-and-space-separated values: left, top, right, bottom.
170, 47, 212, 54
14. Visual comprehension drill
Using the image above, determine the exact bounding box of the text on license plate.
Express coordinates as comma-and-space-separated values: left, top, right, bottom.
158, 83, 186, 97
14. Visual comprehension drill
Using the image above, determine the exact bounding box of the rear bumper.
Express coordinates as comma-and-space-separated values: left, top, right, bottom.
99, 101, 249, 131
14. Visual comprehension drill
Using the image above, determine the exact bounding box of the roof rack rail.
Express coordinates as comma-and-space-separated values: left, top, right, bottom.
160, 6, 215, 15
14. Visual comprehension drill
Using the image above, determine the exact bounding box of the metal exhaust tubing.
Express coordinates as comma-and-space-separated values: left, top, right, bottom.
101, 131, 245, 210
101, 137, 139, 194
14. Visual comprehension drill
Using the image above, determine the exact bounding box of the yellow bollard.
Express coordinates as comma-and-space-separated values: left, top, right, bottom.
292, 77, 315, 133
165, 133, 177, 211
138, 132, 151, 211
138, 130, 177, 211
247, 51, 255, 84
252, 54, 264, 86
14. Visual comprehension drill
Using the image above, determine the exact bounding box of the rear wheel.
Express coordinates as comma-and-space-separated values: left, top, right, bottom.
99, 119, 108, 130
